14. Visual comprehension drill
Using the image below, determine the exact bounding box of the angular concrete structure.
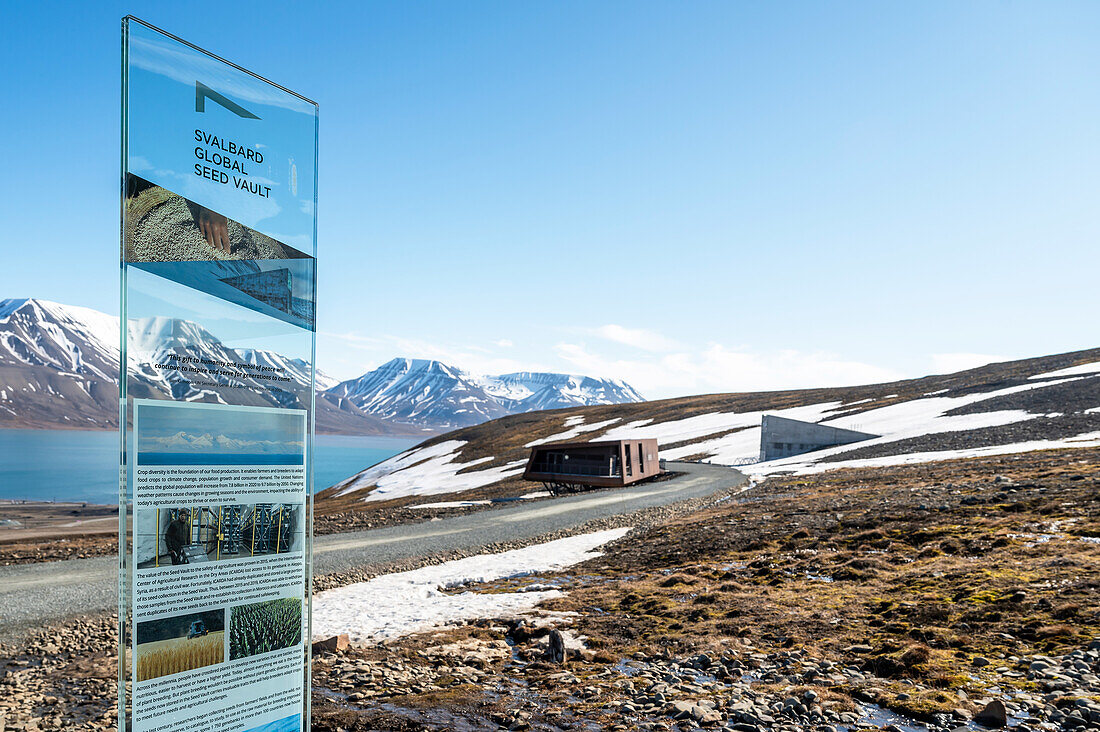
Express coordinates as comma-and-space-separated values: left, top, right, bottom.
759, 415, 877, 461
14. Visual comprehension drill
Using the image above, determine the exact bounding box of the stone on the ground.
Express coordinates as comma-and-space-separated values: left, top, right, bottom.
973, 699, 1008, 728
312, 634, 350, 653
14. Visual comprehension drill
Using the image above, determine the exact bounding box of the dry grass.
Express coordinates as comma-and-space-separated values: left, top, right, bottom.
135, 631, 224, 681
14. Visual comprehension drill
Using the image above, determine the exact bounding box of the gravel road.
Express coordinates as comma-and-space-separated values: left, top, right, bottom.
0, 462, 744, 641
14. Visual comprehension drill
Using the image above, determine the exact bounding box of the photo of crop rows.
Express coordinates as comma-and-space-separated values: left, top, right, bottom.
136, 633, 224, 681
229, 597, 302, 660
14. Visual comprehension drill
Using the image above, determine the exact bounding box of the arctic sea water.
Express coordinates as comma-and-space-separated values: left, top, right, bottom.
0, 429, 417, 504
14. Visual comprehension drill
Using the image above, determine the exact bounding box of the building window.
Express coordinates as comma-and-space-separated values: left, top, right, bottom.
624, 445, 632, 476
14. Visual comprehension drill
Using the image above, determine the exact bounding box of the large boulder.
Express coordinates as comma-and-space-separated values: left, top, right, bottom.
973, 699, 1008, 728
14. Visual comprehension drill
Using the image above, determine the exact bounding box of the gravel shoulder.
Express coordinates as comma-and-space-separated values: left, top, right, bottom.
0, 463, 745, 643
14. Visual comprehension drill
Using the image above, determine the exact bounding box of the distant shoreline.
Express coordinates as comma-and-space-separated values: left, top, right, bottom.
1, 500, 116, 508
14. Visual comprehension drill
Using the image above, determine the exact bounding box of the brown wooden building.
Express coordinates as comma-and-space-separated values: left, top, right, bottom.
523, 438, 660, 493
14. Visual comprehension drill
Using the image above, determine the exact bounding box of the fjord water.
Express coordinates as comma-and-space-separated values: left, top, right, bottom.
0, 429, 416, 504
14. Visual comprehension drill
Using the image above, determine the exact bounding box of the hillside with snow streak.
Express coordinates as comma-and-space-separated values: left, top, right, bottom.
323, 347, 1100, 507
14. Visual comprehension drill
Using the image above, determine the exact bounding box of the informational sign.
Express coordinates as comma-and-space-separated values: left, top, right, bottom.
120, 17, 317, 732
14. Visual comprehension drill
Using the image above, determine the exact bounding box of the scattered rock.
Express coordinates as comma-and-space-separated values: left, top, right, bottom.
312, 634, 350, 654
973, 699, 1008, 728
546, 629, 566, 664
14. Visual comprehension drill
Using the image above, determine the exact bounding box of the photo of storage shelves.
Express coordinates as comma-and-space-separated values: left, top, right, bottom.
135, 503, 304, 568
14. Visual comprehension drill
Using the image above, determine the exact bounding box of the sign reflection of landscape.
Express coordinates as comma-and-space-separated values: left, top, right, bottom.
121, 16, 317, 732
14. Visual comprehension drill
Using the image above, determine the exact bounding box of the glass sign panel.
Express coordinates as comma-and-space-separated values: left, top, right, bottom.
120, 17, 317, 732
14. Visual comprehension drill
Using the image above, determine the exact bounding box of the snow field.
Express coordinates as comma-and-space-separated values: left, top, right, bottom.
311, 527, 633, 644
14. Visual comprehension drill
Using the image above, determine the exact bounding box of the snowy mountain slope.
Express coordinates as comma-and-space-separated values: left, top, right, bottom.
0, 299, 412, 434
237, 348, 339, 391
320, 347, 1100, 506
326, 359, 645, 430
479, 372, 644, 412
0, 299, 119, 380
0, 299, 122, 428
326, 359, 511, 429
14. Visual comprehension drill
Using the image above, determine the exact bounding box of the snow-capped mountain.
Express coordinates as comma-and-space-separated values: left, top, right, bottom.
480, 371, 644, 412
236, 348, 339, 391
0, 299, 642, 434
0, 299, 407, 434
324, 358, 644, 430
0, 299, 121, 428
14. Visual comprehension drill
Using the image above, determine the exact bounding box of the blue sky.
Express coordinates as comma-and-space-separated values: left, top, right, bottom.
3, 1, 1099, 398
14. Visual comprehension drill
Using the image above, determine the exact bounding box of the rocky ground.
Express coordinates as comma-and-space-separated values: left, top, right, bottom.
0, 504, 118, 566
2, 447, 1098, 731
311, 446, 1100, 731
0, 535, 115, 565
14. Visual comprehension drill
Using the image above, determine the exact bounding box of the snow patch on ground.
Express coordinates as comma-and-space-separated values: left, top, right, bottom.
311, 528, 633, 644
613, 378, 1088, 467
602, 404, 840, 445
1028, 362, 1100, 380
337, 438, 527, 503
745, 432, 1100, 476
526, 417, 622, 447
409, 499, 492, 509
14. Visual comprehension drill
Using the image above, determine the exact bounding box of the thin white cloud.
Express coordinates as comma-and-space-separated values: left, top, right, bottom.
318, 331, 552, 381
555, 342, 903, 399
591, 324, 680, 352
930, 353, 1006, 373
129, 33, 314, 114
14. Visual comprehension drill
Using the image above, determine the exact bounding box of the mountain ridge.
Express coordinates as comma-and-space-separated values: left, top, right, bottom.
324, 357, 644, 430
0, 299, 643, 434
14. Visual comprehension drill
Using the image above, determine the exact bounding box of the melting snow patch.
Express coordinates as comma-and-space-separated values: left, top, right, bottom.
409, 500, 492, 509
526, 417, 622, 447
311, 527, 632, 644
1028, 361, 1100, 380
744, 431, 1100, 476
644, 377, 1090, 467
336, 438, 528, 502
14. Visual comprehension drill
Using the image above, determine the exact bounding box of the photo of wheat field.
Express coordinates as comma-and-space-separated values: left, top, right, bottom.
135, 609, 226, 681
229, 598, 302, 660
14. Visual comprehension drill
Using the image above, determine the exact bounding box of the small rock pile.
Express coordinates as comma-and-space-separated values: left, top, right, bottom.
0, 616, 117, 731
313, 635, 512, 703
518, 637, 1100, 731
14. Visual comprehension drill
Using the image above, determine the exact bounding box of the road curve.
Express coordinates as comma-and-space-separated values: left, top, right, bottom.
0, 462, 744, 639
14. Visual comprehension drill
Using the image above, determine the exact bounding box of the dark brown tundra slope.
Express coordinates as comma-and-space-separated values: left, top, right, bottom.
310, 447, 1100, 732
316, 347, 1100, 530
